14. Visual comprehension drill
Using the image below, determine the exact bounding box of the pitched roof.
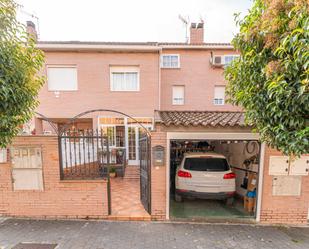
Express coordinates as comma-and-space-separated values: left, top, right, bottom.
37, 41, 159, 46
36, 41, 233, 51
156, 111, 247, 127
37, 41, 231, 46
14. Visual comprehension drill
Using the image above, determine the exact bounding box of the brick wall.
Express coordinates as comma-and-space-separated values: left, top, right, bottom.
0, 136, 108, 219
190, 27, 204, 44
160, 49, 241, 112
150, 127, 167, 220
37, 52, 160, 118
260, 147, 309, 224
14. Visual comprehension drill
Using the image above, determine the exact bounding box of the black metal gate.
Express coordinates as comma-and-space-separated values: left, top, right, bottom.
58, 129, 113, 214
139, 133, 151, 214
58, 129, 111, 180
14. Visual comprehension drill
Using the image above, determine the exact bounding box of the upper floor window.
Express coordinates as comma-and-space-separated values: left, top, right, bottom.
172, 85, 185, 105
161, 54, 180, 68
47, 66, 78, 91
214, 86, 225, 105
110, 66, 140, 91
224, 55, 240, 66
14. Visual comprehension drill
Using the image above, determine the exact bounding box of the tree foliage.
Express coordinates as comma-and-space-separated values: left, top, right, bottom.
0, 0, 44, 148
225, 0, 309, 157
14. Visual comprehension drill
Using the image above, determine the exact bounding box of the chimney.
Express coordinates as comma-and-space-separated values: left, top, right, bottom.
26, 21, 38, 41
189, 22, 204, 44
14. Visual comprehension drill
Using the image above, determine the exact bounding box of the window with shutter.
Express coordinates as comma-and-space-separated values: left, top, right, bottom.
172, 86, 185, 105
110, 66, 140, 91
47, 66, 78, 91
214, 86, 225, 105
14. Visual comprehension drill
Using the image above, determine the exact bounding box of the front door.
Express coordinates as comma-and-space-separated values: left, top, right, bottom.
128, 126, 151, 165
128, 126, 139, 165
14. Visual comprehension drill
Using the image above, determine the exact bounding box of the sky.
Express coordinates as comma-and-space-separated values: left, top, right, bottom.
16, 0, 253, 43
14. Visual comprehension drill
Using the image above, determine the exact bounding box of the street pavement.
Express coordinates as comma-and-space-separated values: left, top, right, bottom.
0, 218, 309, 249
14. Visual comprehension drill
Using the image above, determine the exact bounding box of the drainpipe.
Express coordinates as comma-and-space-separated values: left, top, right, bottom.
158, 46, 162, 111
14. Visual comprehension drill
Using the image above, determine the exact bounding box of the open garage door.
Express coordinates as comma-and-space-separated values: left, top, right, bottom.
169, 138, 261, 222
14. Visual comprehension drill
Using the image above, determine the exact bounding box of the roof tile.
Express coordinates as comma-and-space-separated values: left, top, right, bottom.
157, 111, 247, 127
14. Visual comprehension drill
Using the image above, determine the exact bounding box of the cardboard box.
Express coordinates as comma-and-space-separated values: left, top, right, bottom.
244, 196, 256, 213
247, 172, 257, 191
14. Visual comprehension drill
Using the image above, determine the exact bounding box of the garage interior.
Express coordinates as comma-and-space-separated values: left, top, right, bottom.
169, 139, 260, 221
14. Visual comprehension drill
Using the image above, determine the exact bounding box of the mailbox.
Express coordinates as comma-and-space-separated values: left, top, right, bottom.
153, 145, 165, 166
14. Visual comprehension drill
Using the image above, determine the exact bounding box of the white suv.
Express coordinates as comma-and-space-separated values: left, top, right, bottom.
175, 152, 236, 204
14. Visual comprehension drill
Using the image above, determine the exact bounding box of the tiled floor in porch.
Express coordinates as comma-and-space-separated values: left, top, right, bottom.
110, 178, 150, 220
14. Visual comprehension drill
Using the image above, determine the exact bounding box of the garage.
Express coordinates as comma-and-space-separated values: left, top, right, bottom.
157, 111, 264, 222
169, 138, 261, 221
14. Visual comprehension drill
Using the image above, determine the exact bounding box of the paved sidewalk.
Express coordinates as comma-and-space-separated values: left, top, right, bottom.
0, 219, 309, 249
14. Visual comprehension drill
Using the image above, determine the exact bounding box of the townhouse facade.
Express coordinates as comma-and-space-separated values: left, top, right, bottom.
33, 23, 240, 165
1, 21, 308, 225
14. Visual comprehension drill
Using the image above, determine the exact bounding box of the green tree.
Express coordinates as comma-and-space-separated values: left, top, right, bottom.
225, 0, 309, 157
0, 0, 44, 148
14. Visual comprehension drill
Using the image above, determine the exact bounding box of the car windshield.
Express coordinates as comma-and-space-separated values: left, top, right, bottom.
184, 157, 229, 172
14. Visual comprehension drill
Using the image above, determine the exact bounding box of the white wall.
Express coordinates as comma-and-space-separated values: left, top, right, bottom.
211, 141, 259, 197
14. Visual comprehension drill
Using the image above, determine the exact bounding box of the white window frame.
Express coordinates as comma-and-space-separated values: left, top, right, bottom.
213, 85, 225, 106
223, 55, 240, 66
97, 116, 154, 162
47, 65, 78, 91
172, 85, 185, 105
98, 116, 126, 147
160, 54, 180, 68
110, 66, 140, 92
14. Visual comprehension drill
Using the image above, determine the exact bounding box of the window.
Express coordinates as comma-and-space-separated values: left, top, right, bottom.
161, 54, 180, 68
224, 55, 239, 66
47, 66, 78, 91
99, 117, 125, 147
11, 147, 43, 190
172, 86, 185, 105
214, 86, 225, 105
110, 66, 139, 91
102, 126, 116, 147
184, 158, 230, 172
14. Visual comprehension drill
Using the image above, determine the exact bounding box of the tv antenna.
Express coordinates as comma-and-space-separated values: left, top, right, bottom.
16, 3, 40, 38
178, 15, 189, 43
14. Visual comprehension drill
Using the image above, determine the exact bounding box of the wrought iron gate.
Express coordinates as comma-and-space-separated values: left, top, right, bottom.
139, 132, 151, 214
58, 129, 110, 179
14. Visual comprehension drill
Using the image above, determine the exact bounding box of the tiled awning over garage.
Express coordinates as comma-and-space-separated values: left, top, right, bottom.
156, 111, 247, 127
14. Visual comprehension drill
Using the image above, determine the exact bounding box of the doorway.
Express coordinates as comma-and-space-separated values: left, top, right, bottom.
99, 117, 153, 166
166, 132, 264, 222
128, 126, 140, 165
